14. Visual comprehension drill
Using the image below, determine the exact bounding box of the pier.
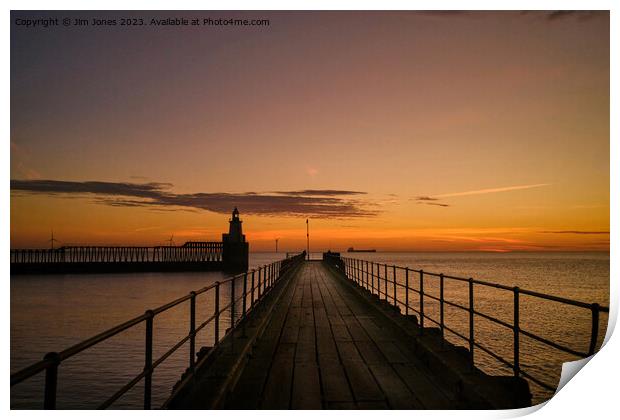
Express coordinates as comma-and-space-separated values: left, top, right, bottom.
9, 245, 610, 409
10, 208, 249, 274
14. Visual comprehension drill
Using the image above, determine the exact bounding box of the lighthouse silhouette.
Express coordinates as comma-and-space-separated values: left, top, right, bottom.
222, 207, 249, 271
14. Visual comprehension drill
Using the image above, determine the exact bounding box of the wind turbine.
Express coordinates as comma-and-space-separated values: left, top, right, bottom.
49, 230, 60, 250
167, 234, 175, 247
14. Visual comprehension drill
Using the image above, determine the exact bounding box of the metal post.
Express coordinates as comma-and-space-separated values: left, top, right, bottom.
189, 291, 196, 370
231, 276, 236, 329
242, 273, 247, 318
468, 278, 474, 368
371, 262, 374, 293
251, 270, 255, 308
393, 265, 397, 305
405, 268, 409, 316
588, 303, 601, 356
258, 267, 262, 299
366, 260, 369, 290
513, 287, 520, 376
384, 264, 388, 300
43, 352, 60, 409
144, 310, 154, 409
214, 282, 220, 345
420, 270, 424, 334
440, 274, 445, 341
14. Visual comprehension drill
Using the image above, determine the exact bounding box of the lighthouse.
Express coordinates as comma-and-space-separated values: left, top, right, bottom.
222, 207, 249, 271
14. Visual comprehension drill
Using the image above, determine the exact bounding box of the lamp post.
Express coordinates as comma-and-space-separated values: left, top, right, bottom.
306, 219, 309, 260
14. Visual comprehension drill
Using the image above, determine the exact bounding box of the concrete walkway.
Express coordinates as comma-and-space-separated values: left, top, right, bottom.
224, 261, 460, 409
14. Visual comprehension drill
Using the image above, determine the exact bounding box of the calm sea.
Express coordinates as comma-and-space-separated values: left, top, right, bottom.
11, 252, 609, 408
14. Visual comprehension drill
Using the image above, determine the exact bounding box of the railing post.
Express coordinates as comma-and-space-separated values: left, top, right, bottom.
144, 310, 154, 409
393, 265, 397, 306
419, 270, 424, 335
405, 268, 409, 316
384, 264, 388, 300
231, 277, 236, 329
251, 270, 255, 308
43, 352, 60, 409
513, 287, 520, 376
242, 273, 248, 318
440, 274, 445, 342
189, 291, 196, 370
214, 282, 220, 345
468, 278, 474, 369
371, 262, 374, 294
588, 303, 601, 356
365, 260, 369, 290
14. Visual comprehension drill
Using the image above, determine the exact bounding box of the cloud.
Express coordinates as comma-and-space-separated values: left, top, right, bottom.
546, 11, 606, 22
413, 196, 449, 207
274, 190, 365, 196
540, 230, 610, 235
10, 179, 378, 219
434, 183, 550, 199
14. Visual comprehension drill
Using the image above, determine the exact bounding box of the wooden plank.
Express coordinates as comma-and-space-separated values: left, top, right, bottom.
327, 401, 356, 409
342, 316, 371, 342
376, 341, 408, 364
261, 350, 294, 408
394, 363, 456, 409
341, 361, 384, 401
355, 341, 387, 365
368, 363, 420, 409
295, 339, 316, 363
357, 400, 389, 409
331, 324, 353, 342
291, 363, 322, 409
336, 341, 363, 362
319, 359, 354, 403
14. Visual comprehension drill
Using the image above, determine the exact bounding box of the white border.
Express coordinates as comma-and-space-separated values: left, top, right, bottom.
3, 1, 617, 419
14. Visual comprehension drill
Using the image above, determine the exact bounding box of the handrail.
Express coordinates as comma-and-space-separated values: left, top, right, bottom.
10, 252, 306, 409
327, 255, 608, 394
10, 242, 225, 264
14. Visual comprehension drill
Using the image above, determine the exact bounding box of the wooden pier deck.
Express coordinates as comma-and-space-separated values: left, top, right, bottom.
172, 261, 490, 409
225, 261, 458, 409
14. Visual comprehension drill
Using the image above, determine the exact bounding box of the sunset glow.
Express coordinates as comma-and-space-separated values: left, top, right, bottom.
10, 11, 609, 252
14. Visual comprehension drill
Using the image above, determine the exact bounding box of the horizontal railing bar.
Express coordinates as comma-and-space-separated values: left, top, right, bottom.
518, 370, 556, 391
519, 328, 588, 358
473, 340, 514, 368
98, 370, 147, 409
152, 294, 191, 315
57, 313, 148, 361
442, 324, 470, 343
473, 310, 514, 331
152, 334, 191, 370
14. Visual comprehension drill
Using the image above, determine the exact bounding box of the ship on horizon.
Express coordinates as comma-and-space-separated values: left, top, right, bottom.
347, 247, 377, 253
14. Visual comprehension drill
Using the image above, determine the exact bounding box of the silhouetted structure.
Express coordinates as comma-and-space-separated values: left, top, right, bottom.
11, 209, 250, 274
222, 207, 249, 271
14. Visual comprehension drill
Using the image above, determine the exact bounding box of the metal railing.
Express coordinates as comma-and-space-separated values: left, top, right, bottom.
326, 255, 609, 392
10, 242, 224, 264
10, 252, 305, 409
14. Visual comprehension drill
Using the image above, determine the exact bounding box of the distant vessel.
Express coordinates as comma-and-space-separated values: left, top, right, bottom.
347, 247, 376, 253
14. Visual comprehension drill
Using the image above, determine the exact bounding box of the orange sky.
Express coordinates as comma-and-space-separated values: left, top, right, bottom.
10, 11, 609, 252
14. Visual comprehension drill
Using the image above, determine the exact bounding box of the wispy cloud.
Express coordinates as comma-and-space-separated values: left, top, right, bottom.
540, 230, 609, 235
434, 183, 550, 199
10, 179, 379, 219
274, 190, 365, 196
545, 11, 606, 22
